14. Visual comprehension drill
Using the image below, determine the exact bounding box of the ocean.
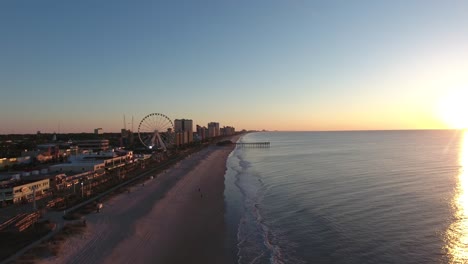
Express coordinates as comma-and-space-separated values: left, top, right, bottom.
224, 130, 468, 264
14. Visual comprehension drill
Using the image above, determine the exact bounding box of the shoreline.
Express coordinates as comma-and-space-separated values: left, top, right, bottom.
32, 136, 240, 264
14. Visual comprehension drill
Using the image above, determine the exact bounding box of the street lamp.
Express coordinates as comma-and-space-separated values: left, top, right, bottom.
81, 182, 84, 198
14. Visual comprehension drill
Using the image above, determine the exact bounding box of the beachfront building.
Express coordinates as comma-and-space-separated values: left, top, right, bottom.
196, 125, 208, 141
208, 122, 220, 138
49, 149, 133, 174
174, 119, 194, 146
174, 119, 193, 133
221, 126, 236, 136
0, 178, 50, 204
49, 162, 105, 174
50, 151, 109, 174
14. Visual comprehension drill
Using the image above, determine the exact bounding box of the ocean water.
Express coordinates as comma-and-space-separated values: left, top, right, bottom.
224, 130, 468, 264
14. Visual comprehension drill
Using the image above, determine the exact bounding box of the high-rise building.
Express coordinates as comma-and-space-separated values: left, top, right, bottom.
196, 125, 207, 141
208, 122, 220, 138
174, 119, 193, 133
174, 119, 194, 145
221, 126, 235, 136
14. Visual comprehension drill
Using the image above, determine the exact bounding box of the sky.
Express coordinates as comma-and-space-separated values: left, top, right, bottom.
1, 0, 468, 133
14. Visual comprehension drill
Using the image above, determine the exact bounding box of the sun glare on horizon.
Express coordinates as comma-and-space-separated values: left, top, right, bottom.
438, 88, 468, 129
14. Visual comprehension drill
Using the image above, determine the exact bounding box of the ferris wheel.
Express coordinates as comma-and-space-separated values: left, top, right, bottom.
138, 113, 175, 151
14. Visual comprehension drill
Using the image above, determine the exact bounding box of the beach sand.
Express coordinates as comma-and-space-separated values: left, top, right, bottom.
36, 139, 238, 264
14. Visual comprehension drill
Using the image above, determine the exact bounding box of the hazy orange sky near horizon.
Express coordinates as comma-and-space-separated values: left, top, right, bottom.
1, 1, 468, 134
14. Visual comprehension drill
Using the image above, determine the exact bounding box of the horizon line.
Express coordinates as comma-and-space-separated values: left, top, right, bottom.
0, 128, 465, 136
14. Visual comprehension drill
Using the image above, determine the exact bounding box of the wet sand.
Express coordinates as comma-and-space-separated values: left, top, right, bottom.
36, 140, 238, 264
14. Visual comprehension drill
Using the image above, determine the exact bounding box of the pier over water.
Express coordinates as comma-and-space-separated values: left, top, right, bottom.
235, 142, 270, 148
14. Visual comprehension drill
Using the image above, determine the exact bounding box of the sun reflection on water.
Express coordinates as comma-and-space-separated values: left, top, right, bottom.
446, 130, 468, 263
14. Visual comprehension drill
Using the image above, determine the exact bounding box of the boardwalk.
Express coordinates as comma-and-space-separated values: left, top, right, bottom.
235, 142, 270, 148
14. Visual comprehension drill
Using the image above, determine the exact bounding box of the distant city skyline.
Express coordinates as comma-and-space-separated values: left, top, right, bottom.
1, 1, 468, 134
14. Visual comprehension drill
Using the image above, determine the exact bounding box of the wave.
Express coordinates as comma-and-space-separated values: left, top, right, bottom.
226, 143, 287, 264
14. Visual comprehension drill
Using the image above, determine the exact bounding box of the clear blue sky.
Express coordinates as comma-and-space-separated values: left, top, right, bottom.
1, 0, 468, 133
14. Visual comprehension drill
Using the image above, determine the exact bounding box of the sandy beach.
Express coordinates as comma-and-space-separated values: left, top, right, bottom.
36, 139, 238, 264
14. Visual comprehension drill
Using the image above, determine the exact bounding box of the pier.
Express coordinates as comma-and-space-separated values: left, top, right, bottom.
235, 142, 270, 148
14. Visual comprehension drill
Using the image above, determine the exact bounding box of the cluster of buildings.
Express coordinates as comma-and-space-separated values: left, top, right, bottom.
174, 119, 236, 146
0, 139, 135, 206
0, 139, 111, 171
0, 116, 238, 206
119, 119, 236, 148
